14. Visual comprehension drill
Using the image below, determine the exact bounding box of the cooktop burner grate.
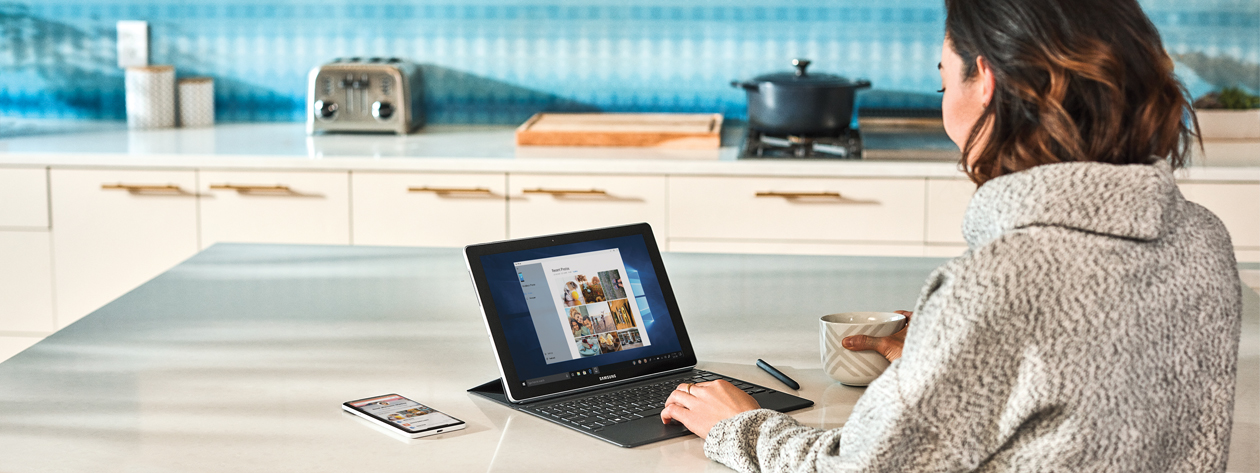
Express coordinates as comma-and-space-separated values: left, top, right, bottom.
738, 128, 863, 160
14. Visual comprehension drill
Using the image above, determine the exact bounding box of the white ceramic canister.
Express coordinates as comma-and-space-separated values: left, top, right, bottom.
178, 77, 215, 128
125, 65, 176, 129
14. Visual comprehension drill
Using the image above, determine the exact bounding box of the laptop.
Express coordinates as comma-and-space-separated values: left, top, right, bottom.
464, 223, 813, 447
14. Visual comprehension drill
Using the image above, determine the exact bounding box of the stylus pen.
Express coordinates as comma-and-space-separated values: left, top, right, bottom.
756, 359, 801, 391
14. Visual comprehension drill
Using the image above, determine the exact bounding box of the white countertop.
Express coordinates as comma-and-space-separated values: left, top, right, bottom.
0, 244, 1254, 471
1, 122, 1258, 180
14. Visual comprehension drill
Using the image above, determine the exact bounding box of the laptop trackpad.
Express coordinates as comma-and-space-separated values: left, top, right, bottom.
599, 416, 693, 448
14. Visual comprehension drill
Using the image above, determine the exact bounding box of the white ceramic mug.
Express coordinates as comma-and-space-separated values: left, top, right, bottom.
820, 312, 907, 386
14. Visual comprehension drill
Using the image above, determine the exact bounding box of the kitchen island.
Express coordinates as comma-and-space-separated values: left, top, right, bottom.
0, 243, 1255, 472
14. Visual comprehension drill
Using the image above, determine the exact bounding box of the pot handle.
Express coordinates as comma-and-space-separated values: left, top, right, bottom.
854, 79, 873, 89
730, 80, 759, 91
792, 58, 811, 77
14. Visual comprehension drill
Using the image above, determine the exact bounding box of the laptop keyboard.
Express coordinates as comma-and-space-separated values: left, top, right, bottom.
523, 370, 772, 432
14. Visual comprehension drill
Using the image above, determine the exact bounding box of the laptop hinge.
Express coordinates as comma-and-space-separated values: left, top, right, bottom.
519, 365, 696, 405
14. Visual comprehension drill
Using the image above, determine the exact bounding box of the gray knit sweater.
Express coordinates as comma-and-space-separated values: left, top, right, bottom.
704, 161, 1243, 472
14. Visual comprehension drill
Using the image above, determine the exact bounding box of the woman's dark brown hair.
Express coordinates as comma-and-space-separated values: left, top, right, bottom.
945, 0, 1198, 185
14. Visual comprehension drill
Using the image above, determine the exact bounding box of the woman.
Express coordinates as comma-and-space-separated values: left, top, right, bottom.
661, 0, 1243, 471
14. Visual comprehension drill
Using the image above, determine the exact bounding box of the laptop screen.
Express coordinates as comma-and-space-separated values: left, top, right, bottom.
468, 225, 695, 402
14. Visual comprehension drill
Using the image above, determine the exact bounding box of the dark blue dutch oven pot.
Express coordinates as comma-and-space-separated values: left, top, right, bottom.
732, 59, 871, 137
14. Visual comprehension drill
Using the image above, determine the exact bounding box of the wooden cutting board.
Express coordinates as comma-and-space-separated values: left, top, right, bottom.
515, 113, 723, 149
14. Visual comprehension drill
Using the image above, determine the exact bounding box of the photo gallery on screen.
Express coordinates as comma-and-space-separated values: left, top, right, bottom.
561, 270, 643, 357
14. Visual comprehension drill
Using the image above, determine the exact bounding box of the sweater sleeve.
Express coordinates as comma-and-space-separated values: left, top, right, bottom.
702, 359, 911, 473
703, 409, 845, 473
703, 258, 1041, 472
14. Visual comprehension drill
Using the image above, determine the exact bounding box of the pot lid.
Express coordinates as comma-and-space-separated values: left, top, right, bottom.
749, 59, 864, 87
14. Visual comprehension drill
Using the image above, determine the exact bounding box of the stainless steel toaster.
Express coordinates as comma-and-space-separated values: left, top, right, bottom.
306, 57, 425, 135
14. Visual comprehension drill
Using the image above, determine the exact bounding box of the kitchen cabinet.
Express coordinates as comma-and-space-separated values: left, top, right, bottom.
0, 232, 54, 333
507, 174, 668, 249
199, 171, 350, 248
925, 178, 975, 245
50, 169, 199, 327
3, 123, 1257, 357
0, 167, 49, 229
668, 176, 926, 255
0, 167, 54, 333
1178, 181, 1260, 261
351, 172, 508, 247
923, 178, 975, 257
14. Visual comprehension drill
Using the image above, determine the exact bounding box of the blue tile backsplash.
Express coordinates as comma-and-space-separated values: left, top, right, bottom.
2, 1, 1257, 124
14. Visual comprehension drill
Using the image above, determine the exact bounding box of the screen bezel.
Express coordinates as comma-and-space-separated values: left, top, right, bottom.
464, 223, 698, 403
342, 394, 466, 434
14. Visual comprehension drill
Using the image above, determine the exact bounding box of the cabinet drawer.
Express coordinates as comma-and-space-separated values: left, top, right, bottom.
925, 178, 975, 244
0, 231, 54, 332
669, 177, 926, 242
352, 172, 507, 247
200, 171, 350, 248
1179, 182, 1260, 249
507, 174, 667, 248
0, 167, 49, 229
50, 169, 199, 326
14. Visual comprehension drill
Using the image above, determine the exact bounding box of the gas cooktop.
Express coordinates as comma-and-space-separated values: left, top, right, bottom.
736, 117, 959, 161
738, 128, 863, 160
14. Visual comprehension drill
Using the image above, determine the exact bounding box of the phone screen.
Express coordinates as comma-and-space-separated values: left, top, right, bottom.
346, 394, 462, 433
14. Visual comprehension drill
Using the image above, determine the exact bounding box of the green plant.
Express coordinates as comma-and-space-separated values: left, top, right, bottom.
1217, 87, 1260, 110
1194, 87, 1260, 110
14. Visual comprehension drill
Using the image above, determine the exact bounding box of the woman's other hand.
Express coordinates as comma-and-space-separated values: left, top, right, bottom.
842, 310, 912, 362
660, 380, 761, 439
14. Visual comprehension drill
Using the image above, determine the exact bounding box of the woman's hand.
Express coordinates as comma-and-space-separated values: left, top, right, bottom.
660, 380, 761, 439
842, 310, 912, 362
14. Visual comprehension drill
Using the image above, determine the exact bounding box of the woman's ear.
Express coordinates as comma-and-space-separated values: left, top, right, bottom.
975, 55, 996, 107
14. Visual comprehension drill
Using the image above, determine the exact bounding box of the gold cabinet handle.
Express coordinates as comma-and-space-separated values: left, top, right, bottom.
209, 184, 293, 193
755, 191, 843, 199
408, 186, 494, 195
523, 188, 609, 196
101, 183, 188, 194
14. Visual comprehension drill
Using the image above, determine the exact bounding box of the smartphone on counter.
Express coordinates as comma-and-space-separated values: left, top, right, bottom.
342, 394, 466, 439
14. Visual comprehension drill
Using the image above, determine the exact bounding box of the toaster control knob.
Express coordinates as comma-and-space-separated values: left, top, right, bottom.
314, 100, 337, 120
372, 101, 395, 120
